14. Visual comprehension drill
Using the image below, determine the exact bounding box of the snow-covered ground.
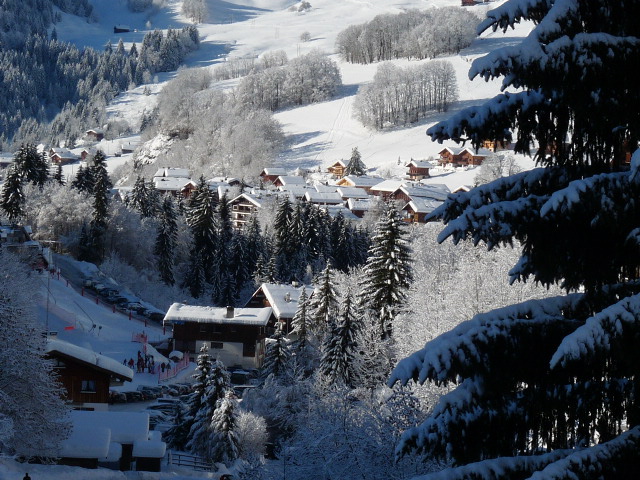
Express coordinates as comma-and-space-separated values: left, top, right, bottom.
51, 0, 535, 188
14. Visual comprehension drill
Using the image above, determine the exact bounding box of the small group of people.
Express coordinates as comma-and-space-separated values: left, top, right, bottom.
159, 360, 172, 373
123, 351, 156, 374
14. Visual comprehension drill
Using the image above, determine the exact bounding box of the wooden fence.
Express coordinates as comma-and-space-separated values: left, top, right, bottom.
167, 451, 213, 471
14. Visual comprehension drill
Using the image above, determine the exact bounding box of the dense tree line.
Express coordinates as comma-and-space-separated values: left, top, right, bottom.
354, 61, 458, 129
235, 50, 342, 111
1, 23, 199, 148
335, 7, 479, 65
0, 0, 92, 49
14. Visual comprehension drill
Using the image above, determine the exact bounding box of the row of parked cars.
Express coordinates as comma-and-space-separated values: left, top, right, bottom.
83, 279, 165, 322
109, 382, 194, 404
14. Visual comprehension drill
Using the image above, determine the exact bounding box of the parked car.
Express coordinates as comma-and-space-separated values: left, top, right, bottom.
124, 391, 144, 402
146, 311, 166, 323
109, 390, 127, 403
127, 302, 148, 314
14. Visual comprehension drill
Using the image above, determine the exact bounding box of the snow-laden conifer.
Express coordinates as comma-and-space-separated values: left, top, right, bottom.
155, 195, 178, 286
391, 0, 640, 475
320, 290, 360, 388
344, 146, 367, 176
309, 261, 340, 338
261, 326, 291, 381
358, 202, 412, 339
209, 391, 239, 465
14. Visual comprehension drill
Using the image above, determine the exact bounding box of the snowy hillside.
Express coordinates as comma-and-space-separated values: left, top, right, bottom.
53, 0, 535, 188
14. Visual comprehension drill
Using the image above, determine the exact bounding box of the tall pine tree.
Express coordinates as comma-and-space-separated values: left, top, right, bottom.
391, 0, 640, 477
358, 202, 412, 339
320, 290, 361, 388
155, 195, 178, 286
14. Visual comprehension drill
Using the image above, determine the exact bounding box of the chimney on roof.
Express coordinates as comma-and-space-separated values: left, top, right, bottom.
284, 292, 291, 303
291, 280, 299, 288
226, 306, 234, 318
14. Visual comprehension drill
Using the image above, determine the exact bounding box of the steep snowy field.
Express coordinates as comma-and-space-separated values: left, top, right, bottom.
54, 0, 535, 187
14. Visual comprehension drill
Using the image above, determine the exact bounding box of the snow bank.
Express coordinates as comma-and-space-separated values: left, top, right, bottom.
60, 426, 110, 459
68, 410, 149, 444
132, 439, 167, 458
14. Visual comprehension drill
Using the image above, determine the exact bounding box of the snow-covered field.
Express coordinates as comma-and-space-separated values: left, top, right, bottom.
53, 0, 535, 187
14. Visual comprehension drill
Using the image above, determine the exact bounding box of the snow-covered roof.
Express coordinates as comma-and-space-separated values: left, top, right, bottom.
153, 177, 194, 191
451, 184, 473, 193
133, 439, 166, 458
405, 197, 443, 214
105, 442, 123, 462
347, 198, 373, 210
280, 185, 314, 198
304, 191, 344, 204
85, 128, 104, 135
60, 424, 111, 459
370, 179, 406, 193
164, 303, 273, 326
153, 167, 191, 179
66, 410, 150, 445
407, 159, 432, 168
337, 175, 383, 188
399, 184, 451, 202
261, 167, 287, 176
336, 186, 370, 199
47, 338, 133, 382
230, 192, 264, 208
49, 147, 78, 159
329, 159, 346, 167
277, 175, 307, 186
314, 184, 339, 193
322, 205, 360, 220
257, 283, 307, 319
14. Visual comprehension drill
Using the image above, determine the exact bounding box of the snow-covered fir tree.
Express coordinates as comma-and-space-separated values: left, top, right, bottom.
187, 357, 232, 458
129, 175, 159, 218
291, 285, 312, 354
391, 0, 640, 477
320, 290, 360, 388
344, 146, 367, 176
309, 261, 340, 338
53, 163, 64, 185
88, 150, 111, 262
13, 143, 48, 187
209, 391, 239, 465
163, 403, 190, 450
261, 326, 291, 381
155, 195, 178, 286
359, 202, 412, 339
71, 165, 94, 193
0, 165, 25, 221
183, 344, 214, 440
186, 176, 218, 284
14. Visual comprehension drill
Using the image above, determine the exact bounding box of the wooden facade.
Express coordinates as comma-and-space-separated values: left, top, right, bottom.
47, 339, 133, 411
438, 147, 487, 167
170, 321, 269, 361
164, 304, 273, 369
327, 160, 346, 178
406, 160, 431, 180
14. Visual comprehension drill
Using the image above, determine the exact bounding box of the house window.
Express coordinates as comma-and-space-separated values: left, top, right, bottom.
81, 380, 97, 393
211, 342, 224, 349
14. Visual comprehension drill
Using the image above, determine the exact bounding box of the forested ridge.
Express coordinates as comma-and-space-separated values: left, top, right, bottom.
0, 0, 199, 150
